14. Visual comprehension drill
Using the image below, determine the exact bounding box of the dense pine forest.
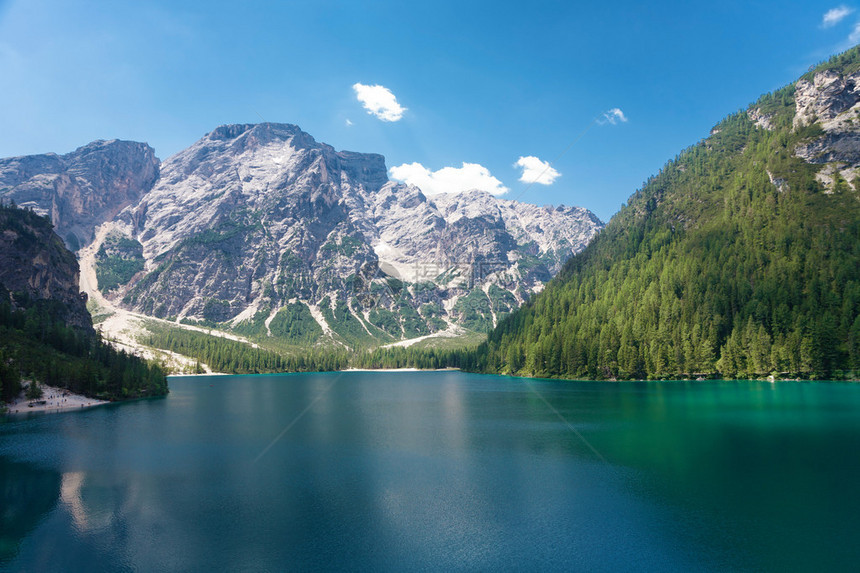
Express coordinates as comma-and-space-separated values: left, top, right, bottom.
0, 290, 168, 404
143, 325, 351, 374
462, 52, 860, 381
142, 324, 471, 374
0, 204, 168, 405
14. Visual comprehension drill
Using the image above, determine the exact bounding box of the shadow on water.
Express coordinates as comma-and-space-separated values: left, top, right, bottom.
0, 458, 61, 564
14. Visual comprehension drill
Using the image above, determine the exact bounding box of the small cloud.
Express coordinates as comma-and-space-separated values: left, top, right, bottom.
515, 156, 560, 185
850, 21, 860, 43
599, 108, 628, 125
352, 83, 406, 122
823, 5, 853, 28
389, 162, 509, 196
345, 118, 353, 127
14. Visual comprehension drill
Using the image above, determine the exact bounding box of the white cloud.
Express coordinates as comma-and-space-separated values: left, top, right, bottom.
352, 83, 406, 122
389, 162, 509, 196
850, 21, 860, 43
823, 6, 853, 27
345, 118, 353, 127
600, 107, 628, 125
515, 156, 560, 185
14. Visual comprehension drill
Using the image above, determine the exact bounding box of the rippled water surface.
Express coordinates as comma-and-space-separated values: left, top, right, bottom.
2, 372, 859, 571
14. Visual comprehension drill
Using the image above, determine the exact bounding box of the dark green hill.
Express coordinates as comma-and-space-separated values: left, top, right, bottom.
468, 49, 860, 381
0, 203, 168, 405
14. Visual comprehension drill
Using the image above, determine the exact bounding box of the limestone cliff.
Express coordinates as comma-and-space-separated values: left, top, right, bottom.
0, 140, 159, 250
0, 205, 92, 331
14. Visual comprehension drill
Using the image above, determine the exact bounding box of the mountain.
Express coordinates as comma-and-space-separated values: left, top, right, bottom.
469, 47, 860, 380
0, 204, 168, 403
0, 140, 159, 251
0, 204, 93, 331
1, 123, 602, 350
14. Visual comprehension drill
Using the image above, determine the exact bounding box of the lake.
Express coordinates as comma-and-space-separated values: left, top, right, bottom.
2, 371, 859, 571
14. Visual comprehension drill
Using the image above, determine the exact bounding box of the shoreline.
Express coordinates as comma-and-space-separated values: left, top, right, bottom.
342, 367, 461, 373
167, 371, 230, 377
167, 367, 462, 378
4, 384, 110, 415
158, 369, 852, 382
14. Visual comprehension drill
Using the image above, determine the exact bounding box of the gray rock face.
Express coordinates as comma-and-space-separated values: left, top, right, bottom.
0, 140, 159, 250
793, 69, 860, 192
0, 206, 93, 331
795, 132, 860, 164
116, 124, 602, 341
0, 123, 603, 344
793, 70, 860, 129
747, 107, 776, 131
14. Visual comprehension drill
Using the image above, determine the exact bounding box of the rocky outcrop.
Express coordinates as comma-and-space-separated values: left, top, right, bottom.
0, 140, 159, 250
793, 70, 860, 130
0, 205, 93, 331
748, 107, 776, 131
793, 68, 860, 191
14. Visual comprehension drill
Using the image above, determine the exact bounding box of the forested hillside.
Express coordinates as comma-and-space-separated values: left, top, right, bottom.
0, 203, 168, 404
467, 49, 860, 380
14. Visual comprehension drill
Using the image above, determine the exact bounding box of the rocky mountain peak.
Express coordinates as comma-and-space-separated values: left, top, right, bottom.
0, 140, 159, 250
431, 190, 504, 223
1, 122, 604, 347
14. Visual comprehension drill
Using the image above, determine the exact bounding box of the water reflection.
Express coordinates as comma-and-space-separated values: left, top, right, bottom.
1, 375, 859, 571
0, 459, 61, 564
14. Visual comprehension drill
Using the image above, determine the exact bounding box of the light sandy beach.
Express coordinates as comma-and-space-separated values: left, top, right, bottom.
4, 383, 109, 415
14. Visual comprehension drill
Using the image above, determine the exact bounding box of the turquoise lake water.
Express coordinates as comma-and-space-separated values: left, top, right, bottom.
2, 371, 859, 571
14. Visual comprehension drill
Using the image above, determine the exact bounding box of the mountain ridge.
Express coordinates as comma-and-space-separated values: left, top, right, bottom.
0, 139, 159, 250
0, 122, 603, 351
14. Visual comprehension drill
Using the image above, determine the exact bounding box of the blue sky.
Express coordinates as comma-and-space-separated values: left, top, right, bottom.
0, 0, 856, 221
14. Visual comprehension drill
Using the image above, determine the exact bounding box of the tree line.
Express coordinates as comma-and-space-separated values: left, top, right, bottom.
1, 296, 168, 404
463, 54, 860, 381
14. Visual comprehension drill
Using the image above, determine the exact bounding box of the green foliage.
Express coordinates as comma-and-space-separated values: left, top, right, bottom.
419, 302, 448, 332
202, 298, 233, 322
178, 221, 248, 249
487, 284, 518, 322
368, 307, 401, 337
25, 381, 43, 400
268, 303, 322, 343
398, 301, 430, 338
95, 234, 145, 292
143, 322, 348, 374
277, 251, 312, 299
231, 308, 271, 337
465, 55, 860, 381
801, 45, 860, 82
0, 298, 168, 402
452, 289, 494, 332
0, 349, 21, 403
408, 329, 487, 351
0, 205, 168, 403
352, 346, 473, 370
319, 296, 377, 347
320, 235, 364, 257
515, 253, 552, 281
